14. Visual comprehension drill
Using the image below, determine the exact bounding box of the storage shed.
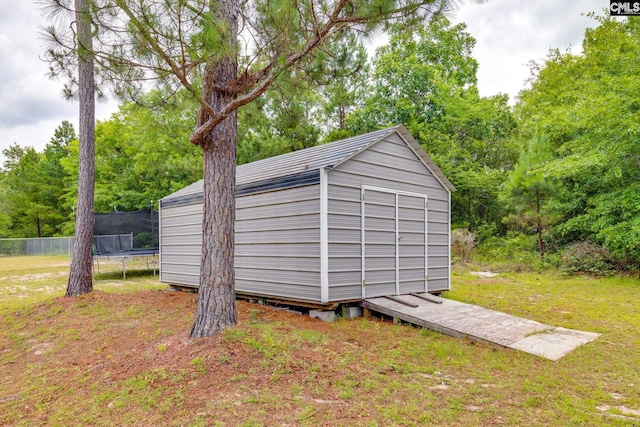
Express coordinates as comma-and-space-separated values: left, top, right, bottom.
159, 125, 454, 306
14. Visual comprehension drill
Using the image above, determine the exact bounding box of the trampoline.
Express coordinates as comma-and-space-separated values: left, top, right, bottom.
93, 248, 158, 279
92, 209, 159, 279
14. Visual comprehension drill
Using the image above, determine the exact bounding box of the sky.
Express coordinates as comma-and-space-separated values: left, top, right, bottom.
0, 0, 608, 165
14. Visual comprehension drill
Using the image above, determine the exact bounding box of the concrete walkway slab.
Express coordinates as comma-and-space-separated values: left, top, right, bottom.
508, 327, 601, 361
362, 294, 600, 361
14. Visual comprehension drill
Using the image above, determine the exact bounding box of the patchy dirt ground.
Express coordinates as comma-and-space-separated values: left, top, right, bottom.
2, 290, 458, 426
1, 261, 640, 426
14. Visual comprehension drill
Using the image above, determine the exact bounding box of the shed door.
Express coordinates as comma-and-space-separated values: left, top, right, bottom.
398, 194, 427, 294
361, 187, 427, 299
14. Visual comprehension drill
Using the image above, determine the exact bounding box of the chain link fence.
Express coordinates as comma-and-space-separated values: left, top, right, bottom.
0, 234, 134, 257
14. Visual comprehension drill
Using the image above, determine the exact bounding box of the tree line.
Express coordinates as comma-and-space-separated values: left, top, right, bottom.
1, 13, 637, 277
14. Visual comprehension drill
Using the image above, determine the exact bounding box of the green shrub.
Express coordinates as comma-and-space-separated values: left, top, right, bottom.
474, 223, 497, 243
474, 232, 543, 271
560, 241, 617, 276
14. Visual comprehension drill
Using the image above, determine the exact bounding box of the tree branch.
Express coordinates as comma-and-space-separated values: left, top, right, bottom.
113, 0, 216, 120
190, 0, 355, 145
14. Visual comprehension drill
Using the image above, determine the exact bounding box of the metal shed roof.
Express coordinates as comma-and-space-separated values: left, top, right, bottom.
162, 125, 453, 203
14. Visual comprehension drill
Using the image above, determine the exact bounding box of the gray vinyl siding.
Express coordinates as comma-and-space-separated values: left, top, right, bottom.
160, 184, 322, 302
326, 133, 450, 301
160, 203, 202, 286
160, 126, 451, 304
238, 183, 322, 301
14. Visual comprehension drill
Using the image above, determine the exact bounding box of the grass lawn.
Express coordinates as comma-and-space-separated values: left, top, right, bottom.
0, 256, 638, 426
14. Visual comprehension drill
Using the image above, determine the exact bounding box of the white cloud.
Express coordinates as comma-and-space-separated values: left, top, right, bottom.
0, 0, 118, 160
0, 0, 610, 165
453, 0, 606, 102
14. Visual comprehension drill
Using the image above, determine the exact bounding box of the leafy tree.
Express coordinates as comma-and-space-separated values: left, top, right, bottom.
238, 33, 371, 161
0, 123, 74, 238
347, 16, 479, 133
1, 144, 28, 173
48, 120, 77, 154
501, 137, 557, 259
515, 15, 640, 267
92, 91, 204, 212
0, 178, 10, 237
347, 16, 518, 232
236, 95, 283, 164
431, 90, 518, 232
1, 145, 45, 237
1, 144, 29, 238
314, 32, 369, 141
40, 121, 76, 235
237, 76, 322, 164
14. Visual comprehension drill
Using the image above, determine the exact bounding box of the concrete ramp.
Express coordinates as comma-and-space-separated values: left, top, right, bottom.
363, 294, 600, 361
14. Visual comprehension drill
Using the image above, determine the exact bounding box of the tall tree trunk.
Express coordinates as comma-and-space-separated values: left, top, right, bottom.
190, 0, 238, 338
536, 188, 544, 260
66, 0, 95, 297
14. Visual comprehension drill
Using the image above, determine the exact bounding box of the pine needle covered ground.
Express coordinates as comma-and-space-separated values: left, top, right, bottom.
0, 256, 639, 426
